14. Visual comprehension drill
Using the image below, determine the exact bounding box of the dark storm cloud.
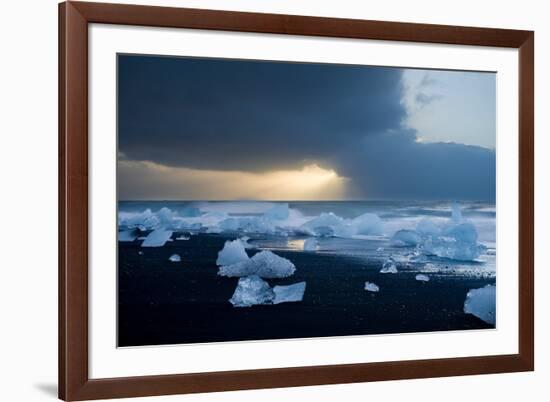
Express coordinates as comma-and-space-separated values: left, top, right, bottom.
327, 130, 496, 201
118, 54, 496, 201
118, 55, 405, 171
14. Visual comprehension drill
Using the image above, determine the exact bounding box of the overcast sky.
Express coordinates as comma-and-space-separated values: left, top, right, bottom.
118, 54, 496, 201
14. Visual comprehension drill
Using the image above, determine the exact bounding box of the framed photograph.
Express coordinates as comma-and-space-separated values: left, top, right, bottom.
59, 1, 534, 400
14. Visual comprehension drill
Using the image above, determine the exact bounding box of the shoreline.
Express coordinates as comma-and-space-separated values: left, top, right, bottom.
118, 233, 494, 347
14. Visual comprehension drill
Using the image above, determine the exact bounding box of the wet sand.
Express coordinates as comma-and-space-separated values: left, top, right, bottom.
118, 233, 494, 347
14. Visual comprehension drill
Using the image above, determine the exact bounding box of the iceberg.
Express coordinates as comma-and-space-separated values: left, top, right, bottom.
416, 219, 441, 237
216, 239, 249, 266
264, 203, 290, 221
415, 274, 430, 282
301, 212, 383, 238
168, 254, 181, 262
273, 282, 306, 304
351, 213, 384, 236
422, 232, 486, 261
391, 229, 421, 247
219, 250, 296, 278
415, 205, 487, 261
364, 282, 380, 292
141, 229, 173, 247
229, 275, 275, 307
380, 257, 398, 273
451, 202, 463, 222
303, 238, 318, 251
301, 212, 344, 236
118, 229, 139, 242
463, 284, 496, 325
119, 208, 160, 230
219, 216, 274, 234
180, 206, 202, 217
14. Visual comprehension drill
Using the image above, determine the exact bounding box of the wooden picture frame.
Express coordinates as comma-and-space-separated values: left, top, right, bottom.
59, 1, 534, 400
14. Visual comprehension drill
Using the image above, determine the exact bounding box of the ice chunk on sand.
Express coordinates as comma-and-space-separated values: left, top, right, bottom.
118, 229, 139, 242
415, 274, 430, 282
141, 229, 173, 247
273, 282, 306, 304
422, 228, 486, 261
391, 229, 421, 247
380, 257, 398, 273
229, 275, 275, 307
364, 282, 380, 292
464, 284, 496, 325
264, 203, 290, 221
219, 250, 296, 278
168, 254, 181, 262
216, 239, 249, 266
303, 238, 318, 251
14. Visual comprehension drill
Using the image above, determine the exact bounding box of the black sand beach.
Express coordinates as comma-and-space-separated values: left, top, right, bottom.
118, 233, 494, 347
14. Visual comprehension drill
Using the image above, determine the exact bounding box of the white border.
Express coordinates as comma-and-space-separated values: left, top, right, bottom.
89, 24, 519, 379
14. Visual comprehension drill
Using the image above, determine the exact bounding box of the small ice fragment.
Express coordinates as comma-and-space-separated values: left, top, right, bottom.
141, 229, 173, 247
376, 247, 384, 252
176, 234, 191, 240
391, 229, 421, 247
118, 229, 139, 242
364, 282, 380, 292
138, 251, 143, 255
380, 257, 398, 274
168, 254, 181, 262
303, 238, 318, 251
487, 249, 496, 255
273, 282, 306, 304
229, 275, 275, 307
216, 239, 249, 266
464, 284, 496, 325
415, 274, 430, 282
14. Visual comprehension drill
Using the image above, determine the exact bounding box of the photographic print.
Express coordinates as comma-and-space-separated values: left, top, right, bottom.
117, 54, 496, 347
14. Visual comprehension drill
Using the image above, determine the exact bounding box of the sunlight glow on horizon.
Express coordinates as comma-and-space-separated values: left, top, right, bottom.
118, 160, 349, 201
